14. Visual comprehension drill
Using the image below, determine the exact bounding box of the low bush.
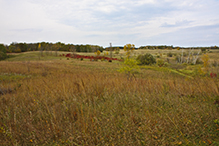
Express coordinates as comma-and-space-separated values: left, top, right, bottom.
163, 62, 169, 67
157, 59, 164, 67
167, 52, 173, 57
136, 53, 156, 65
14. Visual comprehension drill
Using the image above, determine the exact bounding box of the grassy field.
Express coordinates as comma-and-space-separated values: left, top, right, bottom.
0, 50, 219, 145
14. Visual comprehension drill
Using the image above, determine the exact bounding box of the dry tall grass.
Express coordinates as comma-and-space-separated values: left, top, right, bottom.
0, 60, 219, 145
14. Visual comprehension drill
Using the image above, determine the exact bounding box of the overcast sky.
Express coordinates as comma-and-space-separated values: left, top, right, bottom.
0, 0, 219, 47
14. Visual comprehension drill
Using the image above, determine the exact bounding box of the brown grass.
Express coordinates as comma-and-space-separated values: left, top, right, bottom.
0, 58, 219, 145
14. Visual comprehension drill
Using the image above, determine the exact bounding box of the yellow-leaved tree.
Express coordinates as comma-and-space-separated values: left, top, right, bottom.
94, 50, 101, 56
38, 43, 41, 50
124, 44, 135, 59
119, 44, 139, 80
38, 43, 42, 59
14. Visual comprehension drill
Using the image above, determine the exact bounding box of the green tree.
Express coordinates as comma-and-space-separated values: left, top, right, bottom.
18, 43, 28, 52
54, 43, 61, 56
0, 44, 7, 60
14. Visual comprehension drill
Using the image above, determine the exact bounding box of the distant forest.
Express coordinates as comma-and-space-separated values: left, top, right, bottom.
1, 42, 104, 53
0, 42, 219, 54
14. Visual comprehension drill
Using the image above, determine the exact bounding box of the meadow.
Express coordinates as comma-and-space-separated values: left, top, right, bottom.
0, 50, 219, 145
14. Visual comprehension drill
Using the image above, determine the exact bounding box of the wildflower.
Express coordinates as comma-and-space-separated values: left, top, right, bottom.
30, 139, 33, 143
210, 72, 217, 78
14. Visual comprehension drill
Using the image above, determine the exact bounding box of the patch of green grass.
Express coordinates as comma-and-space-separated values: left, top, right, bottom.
141, 65, 194, 78
0, 73, 30, 81
6, 51, 63, 61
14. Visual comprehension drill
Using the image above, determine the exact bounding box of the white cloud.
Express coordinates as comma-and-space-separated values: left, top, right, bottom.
0, 0, 219, 47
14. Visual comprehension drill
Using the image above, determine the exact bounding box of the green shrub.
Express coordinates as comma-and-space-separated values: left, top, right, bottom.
163, 62, 169, 67
157, 59, 164, 67
136, 53, 156, 65
118, 58, 140, 79
0, 52, 7, 60
0, 44, 7, 60
114, 50, 120, 54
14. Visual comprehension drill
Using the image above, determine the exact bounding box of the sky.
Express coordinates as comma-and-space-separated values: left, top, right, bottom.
0, 0, 219, 47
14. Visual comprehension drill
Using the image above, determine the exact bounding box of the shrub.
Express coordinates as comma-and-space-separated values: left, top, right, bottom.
118, 58, 139, 79
114, 50, 119, 54
136, 53, 156, 65
157, 59, 164, 67
163, 62, 169, 67
201, 48, 206, 52
167, 52, 173, 57
0, 52, 7, 61
0, 44, 7, 60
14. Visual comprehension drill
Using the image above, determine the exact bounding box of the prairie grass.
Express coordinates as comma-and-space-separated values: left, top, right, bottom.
0, 54, 219, 145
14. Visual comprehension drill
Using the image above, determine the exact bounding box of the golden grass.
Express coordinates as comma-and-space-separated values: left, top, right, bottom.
0, 55, 219, 145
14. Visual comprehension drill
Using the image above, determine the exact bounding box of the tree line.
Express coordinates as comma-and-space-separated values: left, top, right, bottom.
0, 42, 218, 61
138, 45, 219, 50
1, 42, 104, 53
